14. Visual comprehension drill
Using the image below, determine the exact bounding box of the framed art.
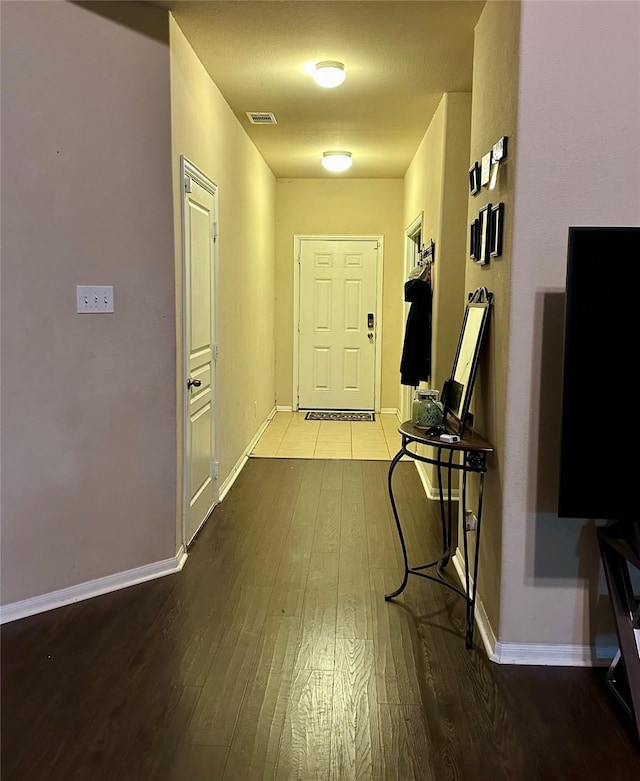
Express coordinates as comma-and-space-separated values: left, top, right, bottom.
490, 202, 504, 257
469, 162, 481, 196
480, 152, 492, 187
492, 135, 508, 162
477, 203, 492, 265
469, 219, 479, 259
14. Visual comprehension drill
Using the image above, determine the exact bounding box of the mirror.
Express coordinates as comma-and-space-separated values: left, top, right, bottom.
442, 287, 493, 435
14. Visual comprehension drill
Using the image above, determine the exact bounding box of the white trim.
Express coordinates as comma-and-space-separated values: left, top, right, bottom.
490, 640, 616, 667
374, 237, 384, 412
414, 460, 460, 502
180, 157, 220, 550
276, 405, 293, 412
292, 236, 300, 410
293, 234, 384, 412
219, 406, 276, 500
0, 550, 187, 625
253, 405, 277, 443
451, 548, 616, 667
379, 407, 400, 418
219, 455, 248, 503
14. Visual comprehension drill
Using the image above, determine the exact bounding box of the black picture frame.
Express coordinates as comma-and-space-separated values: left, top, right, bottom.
490, 202, 504, 257
469, 219, 479, 259
477, 203, 492, 265
469, 162, 481, 196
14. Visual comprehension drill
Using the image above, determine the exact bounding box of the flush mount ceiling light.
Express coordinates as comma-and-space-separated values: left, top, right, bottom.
313, 61, 346, 88
322, 151, 353, 173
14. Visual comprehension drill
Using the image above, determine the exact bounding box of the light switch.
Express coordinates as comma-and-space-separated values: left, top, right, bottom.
76, 285, 114, 313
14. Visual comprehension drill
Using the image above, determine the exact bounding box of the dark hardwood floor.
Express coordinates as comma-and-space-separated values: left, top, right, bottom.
2, 458, 639, 780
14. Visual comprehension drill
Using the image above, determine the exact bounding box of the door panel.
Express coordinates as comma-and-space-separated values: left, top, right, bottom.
298, 239, 378, 410
183, 166, 217, 546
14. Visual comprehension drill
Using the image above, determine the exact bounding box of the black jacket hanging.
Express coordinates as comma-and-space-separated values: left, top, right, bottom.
400, 277, 432, 386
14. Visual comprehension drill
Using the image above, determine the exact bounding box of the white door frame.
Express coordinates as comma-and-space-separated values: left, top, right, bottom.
401, 213, 424, 422
180, 156, 219, 549
293, 234, 384, 412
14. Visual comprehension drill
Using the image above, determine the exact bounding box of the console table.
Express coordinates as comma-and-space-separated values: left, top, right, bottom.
386, 421, 493, 648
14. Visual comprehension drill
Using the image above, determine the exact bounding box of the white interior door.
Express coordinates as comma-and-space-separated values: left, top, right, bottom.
298, 238, 378, 410
182, 159, 217, 546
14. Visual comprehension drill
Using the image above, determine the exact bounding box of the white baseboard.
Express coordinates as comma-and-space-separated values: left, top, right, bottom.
414, 460, 460, 502
0, 547, 187, 625
220, 406, 276, 501
490, 640, 616, 667
275, 405, 293, 412
451, 548, 616, 667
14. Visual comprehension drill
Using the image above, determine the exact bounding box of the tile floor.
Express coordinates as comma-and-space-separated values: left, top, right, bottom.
250, 411, 406, 460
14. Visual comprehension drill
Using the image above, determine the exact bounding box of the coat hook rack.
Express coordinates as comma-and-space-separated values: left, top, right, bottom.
419, 238, 435, 266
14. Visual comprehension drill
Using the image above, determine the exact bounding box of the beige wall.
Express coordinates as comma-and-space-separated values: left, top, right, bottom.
403, 93, 472, 491
274, 179, 404, 410
169, 19, 276, 526
464, 0, 520, 637
1, 1, 176, 604
404, 92, 472, 394
500, 0, 640, 649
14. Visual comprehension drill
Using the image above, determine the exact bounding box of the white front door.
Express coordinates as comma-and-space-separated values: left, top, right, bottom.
297, 238, 379, 410
182, 158, 217, 546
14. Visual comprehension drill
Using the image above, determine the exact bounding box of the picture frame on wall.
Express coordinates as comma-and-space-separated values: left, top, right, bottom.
490, 202, 505, 257
477, 203, 492, 265
469, 219, 479, 259
469, 162, 481, 196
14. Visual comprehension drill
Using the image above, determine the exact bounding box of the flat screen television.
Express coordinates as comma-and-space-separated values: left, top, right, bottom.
558, 226, 640, 521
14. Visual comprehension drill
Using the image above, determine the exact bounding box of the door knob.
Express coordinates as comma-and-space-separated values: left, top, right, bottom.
187, 377, 202, 389
368, 332, 374, 342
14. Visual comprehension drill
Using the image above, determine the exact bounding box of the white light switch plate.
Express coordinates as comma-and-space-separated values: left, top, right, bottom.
77, 285, 114, 313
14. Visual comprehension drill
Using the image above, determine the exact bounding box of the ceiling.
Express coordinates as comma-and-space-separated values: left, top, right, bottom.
153, 1, 486, 179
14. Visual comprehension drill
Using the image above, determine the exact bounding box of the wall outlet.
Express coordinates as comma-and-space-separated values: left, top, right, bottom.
77, 285, 114, 313
464, 510, 477, 532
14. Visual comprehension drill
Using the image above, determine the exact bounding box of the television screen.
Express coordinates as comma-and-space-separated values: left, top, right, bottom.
558, 226, 640, 521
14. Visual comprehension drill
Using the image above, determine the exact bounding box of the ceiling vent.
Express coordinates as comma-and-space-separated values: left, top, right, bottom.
246, 112, 277, 125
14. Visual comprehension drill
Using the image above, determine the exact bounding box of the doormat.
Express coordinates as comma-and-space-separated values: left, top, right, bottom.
305, 411, 375, 422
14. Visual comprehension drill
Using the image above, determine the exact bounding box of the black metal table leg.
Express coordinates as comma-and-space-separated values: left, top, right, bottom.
385, 444, 411, 601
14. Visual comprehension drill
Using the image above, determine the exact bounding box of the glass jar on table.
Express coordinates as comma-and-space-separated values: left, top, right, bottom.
411, 388, 444, 429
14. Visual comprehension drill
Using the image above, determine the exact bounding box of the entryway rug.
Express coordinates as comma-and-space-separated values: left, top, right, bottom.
304, 411, 375, 422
